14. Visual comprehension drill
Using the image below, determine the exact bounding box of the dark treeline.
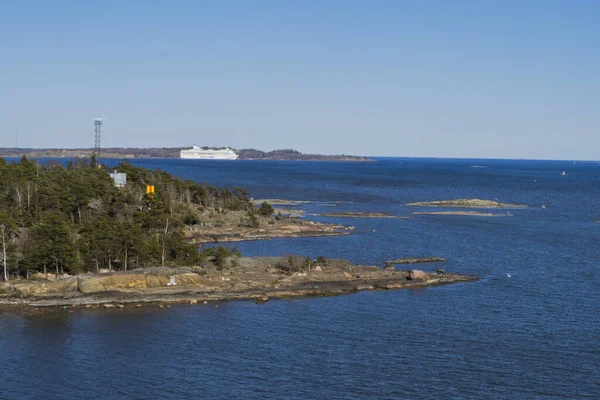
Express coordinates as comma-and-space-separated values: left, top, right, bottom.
0, 157, 253, 280
0, 147, 184, 158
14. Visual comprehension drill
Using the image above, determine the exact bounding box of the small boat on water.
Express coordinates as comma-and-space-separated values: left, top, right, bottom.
561, 171, 567, 176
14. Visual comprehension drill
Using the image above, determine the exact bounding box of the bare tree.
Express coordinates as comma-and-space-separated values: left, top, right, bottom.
1, 225, 8, 281
160, 218, 170, 267
0, 216, 17, 281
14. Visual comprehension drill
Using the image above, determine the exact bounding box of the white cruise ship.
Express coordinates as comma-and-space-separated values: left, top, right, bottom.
180, 145, 238, 160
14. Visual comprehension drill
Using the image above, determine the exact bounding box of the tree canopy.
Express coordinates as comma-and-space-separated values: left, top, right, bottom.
0, 157, 253, 279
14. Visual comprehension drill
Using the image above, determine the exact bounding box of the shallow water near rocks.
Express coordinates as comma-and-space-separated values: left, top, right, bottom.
1, 157, 599, 399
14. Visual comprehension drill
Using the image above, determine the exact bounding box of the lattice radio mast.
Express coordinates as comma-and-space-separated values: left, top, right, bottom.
93, 118, 105, 160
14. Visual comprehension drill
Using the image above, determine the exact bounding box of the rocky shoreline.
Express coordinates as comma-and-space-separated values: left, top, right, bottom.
0, 257, 477, 310
184, 218, 353, 243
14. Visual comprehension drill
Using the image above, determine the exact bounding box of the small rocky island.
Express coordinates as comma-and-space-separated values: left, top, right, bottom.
412, 211, 510, 217
0, 257, 477, 309
406, 198, 527, 208
319, 212, 399, 218
386, 257, 447, 264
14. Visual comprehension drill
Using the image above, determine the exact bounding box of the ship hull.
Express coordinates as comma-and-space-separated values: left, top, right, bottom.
180, 153, 238, 160
180, 147, 239, 160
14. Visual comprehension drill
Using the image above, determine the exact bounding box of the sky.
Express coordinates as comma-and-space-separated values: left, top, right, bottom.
1, 0, 599, 159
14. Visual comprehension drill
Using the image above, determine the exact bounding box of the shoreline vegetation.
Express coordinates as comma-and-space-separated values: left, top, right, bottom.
0, 157, 478, 311
0, 147, 370, 162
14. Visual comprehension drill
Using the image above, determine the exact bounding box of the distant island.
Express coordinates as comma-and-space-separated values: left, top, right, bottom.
0, 147, 370, 162
237, 148, 369, 161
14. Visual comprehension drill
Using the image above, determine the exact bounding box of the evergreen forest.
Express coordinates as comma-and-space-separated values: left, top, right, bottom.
0, 157, 254, 280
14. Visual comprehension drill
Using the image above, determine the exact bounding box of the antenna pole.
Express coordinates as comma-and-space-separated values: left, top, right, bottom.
93, 118, 104, 163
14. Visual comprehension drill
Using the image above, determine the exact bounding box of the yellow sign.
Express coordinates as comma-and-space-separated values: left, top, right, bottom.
146, 185, 155, 194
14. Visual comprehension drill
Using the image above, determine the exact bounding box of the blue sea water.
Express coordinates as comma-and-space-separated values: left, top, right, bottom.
1, 157, 599, 399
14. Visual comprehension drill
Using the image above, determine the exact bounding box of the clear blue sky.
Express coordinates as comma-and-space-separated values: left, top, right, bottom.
1, 0, 598, 159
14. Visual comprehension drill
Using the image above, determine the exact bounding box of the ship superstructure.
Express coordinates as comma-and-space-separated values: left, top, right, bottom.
180, 145, 238, 160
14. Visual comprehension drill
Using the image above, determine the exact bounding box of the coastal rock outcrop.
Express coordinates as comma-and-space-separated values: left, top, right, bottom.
77, 271, 209, 293
0, 257, 478, 309
256, 294, 270, 303
78, 274, 148, 293
320, 212, 397, 218
13, 277, 78, 295
0, 282, 13, 294
407, 270, 429, 281
32, 273, 57, 281
386, 257, 447, 265
185, 216, 353, 244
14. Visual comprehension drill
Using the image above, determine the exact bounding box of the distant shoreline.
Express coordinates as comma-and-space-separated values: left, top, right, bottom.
0, 147, 370, 162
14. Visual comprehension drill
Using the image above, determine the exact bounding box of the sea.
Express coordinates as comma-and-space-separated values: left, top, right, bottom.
1, 157, 599, 399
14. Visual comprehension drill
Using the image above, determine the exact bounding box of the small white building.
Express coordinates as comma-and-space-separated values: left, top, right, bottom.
109, 171, 127, 187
